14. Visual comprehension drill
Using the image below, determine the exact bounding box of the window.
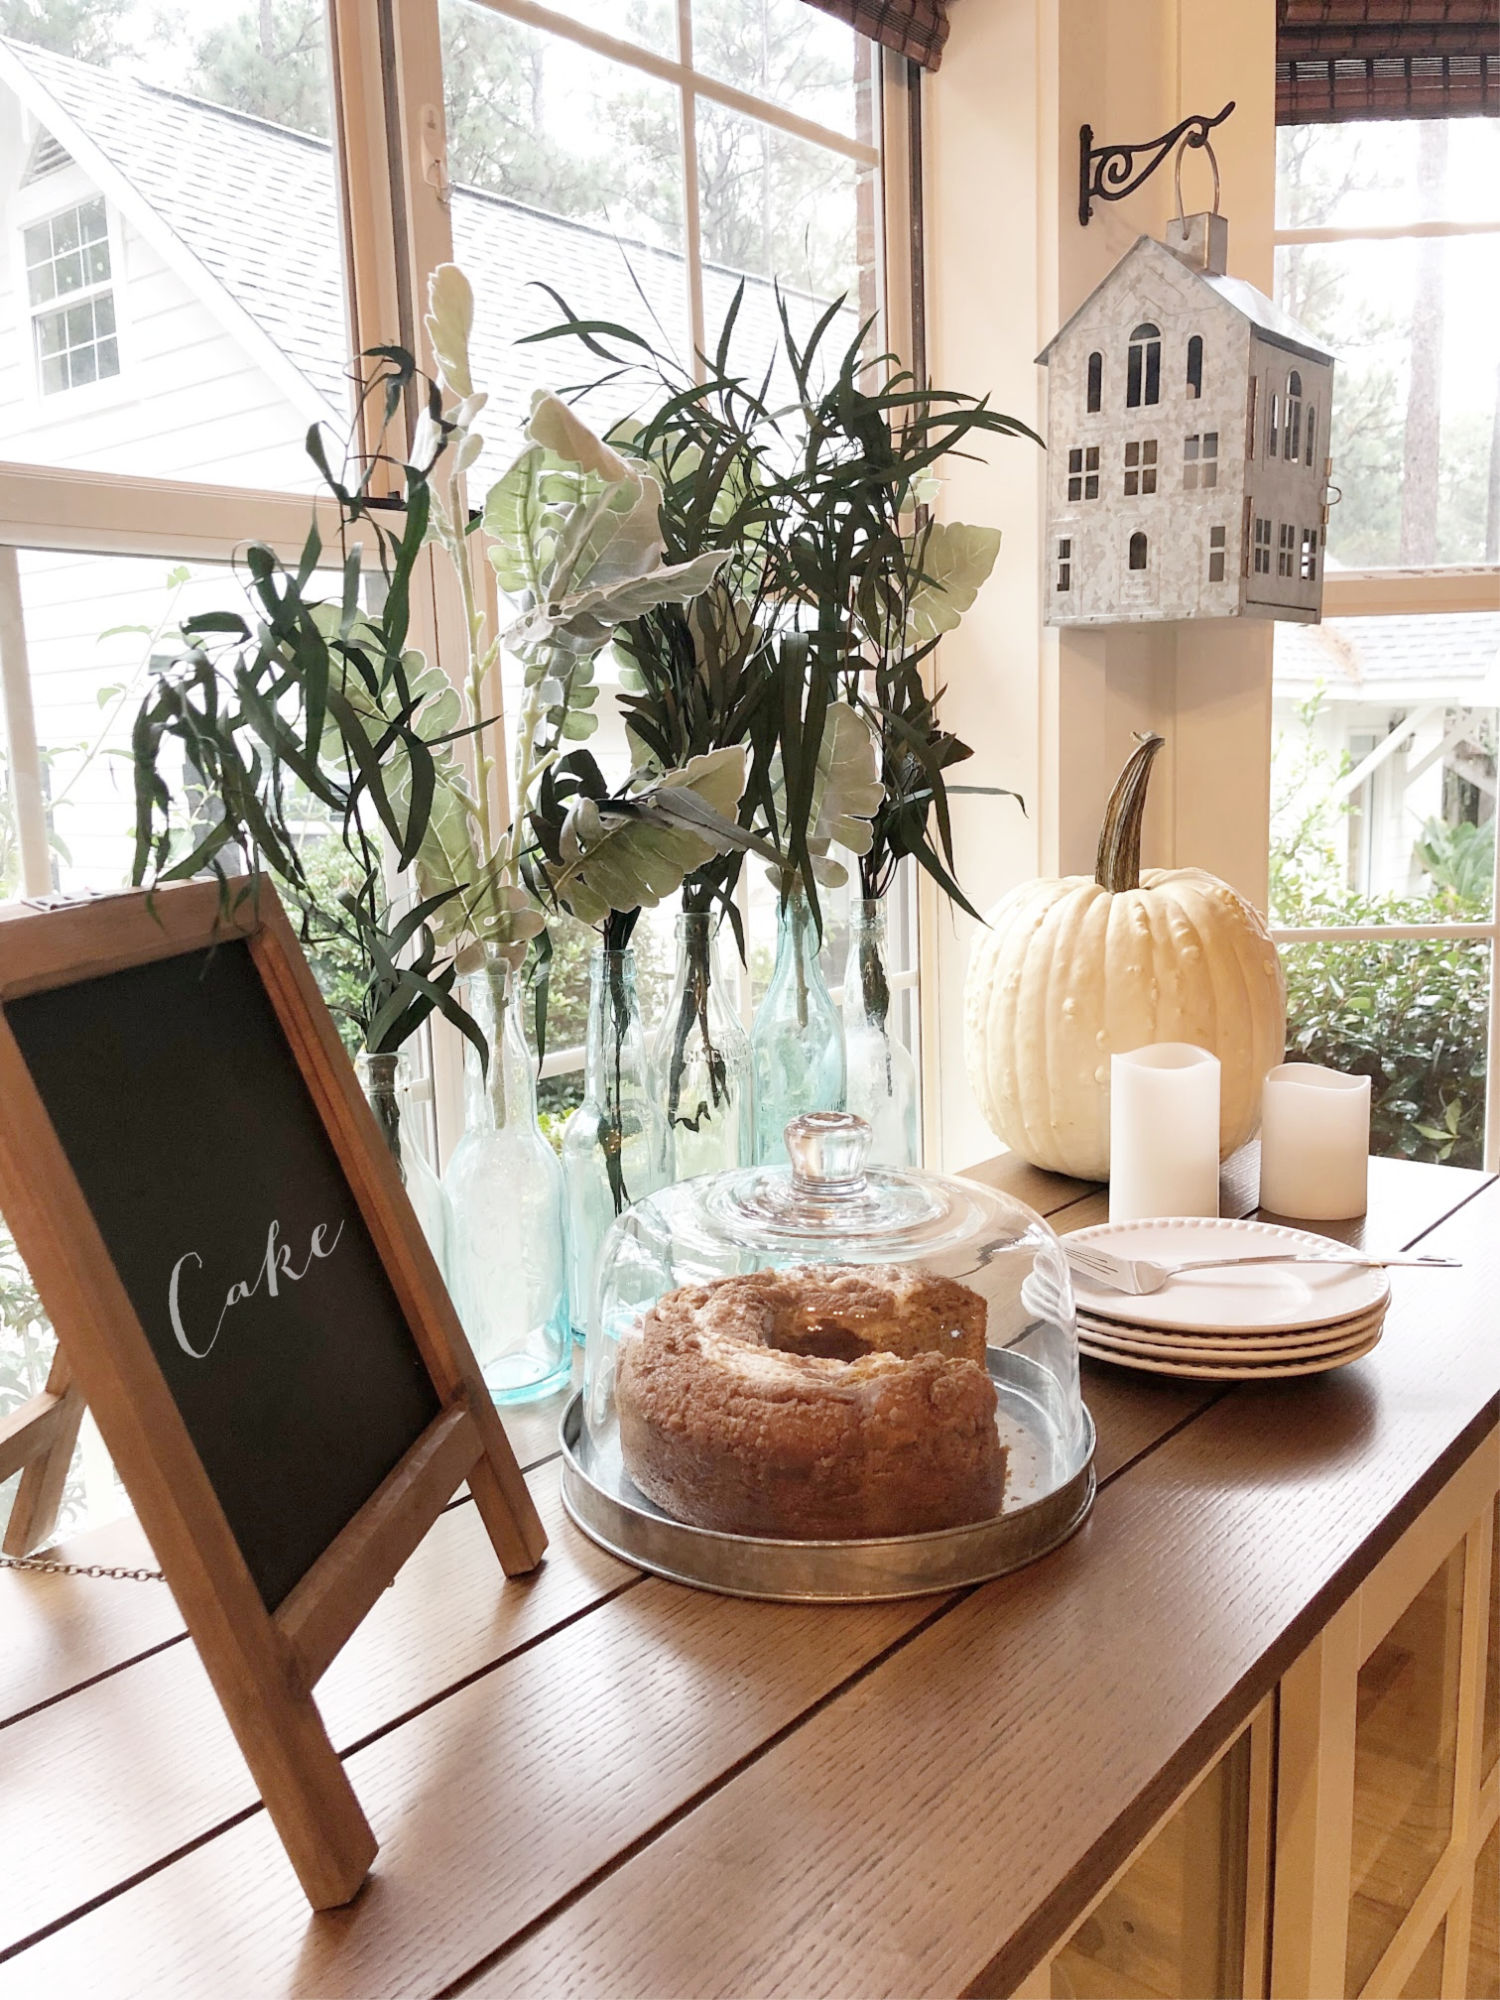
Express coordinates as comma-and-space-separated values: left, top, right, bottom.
1267, 389, 1280, 458
1067, 445, 1100, 501
1208, 526, 1226, 583
1126, 322, 1161, 407
1128, 530, 1148, 571
1086, 350, 1102, 412
1182, 432, 1218, 491
0, 4, 900, 1537
1253, 516, 1273, 574
1123, 439, 1157, 497
1056, 538, 1072, 591
1246, 374, 1259, 459
1186, 333, 1203, 397
1278, 522, 1296, 576
1272, 114, 1500, 1170
24, 198, 118, 395
1286, 370, 1303, 461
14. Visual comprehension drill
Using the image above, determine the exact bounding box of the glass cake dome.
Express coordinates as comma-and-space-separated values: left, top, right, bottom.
566, 1112, 1094, 1598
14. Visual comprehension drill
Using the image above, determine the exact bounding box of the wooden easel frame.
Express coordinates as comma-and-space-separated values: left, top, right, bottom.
0, 880, 546, 1910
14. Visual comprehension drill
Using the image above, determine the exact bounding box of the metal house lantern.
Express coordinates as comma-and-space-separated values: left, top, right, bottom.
1038, 211, 1335, 627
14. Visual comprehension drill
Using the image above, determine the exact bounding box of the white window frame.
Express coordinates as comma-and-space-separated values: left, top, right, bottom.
1269, 155, 1500, 1170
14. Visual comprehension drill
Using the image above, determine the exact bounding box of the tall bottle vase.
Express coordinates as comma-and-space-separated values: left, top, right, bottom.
561, 947, 668, 1342
749, 877, 845, 1166
841, 897, 919, 1169
651, 909, 754, 1180
441, 957, 573, 1403
356, 1050, 451, 1270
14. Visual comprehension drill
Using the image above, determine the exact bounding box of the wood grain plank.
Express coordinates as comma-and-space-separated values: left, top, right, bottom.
0, 1462, 631, 1955
0, 1390, 574, 1729
473, 1182, 1500, 2000
0, 1582, 945, 1997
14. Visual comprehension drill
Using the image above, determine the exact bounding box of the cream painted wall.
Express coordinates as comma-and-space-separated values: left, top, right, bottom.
921, 0, 1278, 1170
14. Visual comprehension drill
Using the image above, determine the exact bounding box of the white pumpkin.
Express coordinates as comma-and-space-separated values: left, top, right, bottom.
963, 734, 1285, 1180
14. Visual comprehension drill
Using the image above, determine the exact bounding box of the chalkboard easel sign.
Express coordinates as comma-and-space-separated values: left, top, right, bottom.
0, 880, 547, 1910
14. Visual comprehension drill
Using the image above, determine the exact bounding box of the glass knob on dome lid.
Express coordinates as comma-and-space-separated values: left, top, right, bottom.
785, 1111, 872, 1197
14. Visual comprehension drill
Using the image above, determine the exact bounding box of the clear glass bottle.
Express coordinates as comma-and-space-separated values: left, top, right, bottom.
442, 957, 572, 1403
842, 898, 919, 1169
651, 909, 754, 1181
562, 948, 668, 1340
357, 1050, 451, 1272
750, 877, 845, 1165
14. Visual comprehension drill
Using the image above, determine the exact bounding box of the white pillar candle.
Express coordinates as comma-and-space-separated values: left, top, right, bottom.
1109, 1044, 1222, 1223
1258, 1062, 1371, 1220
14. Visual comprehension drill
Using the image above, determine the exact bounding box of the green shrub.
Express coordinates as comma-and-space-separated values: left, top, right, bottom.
1276, 881, 1489, 1169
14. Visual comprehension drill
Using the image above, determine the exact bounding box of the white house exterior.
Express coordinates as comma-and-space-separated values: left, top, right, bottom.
1037, 230, 1335, 627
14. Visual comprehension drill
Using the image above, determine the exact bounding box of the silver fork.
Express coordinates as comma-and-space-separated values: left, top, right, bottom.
1064, 1242, 1461, 1297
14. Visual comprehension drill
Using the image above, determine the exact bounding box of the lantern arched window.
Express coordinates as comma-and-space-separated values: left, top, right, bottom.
1128, 530, 1148, 571
1286, 370, 1303, 462
1087, 350, 1102, 412
1267, 389, 1280, 459
1186, 335, 1203, 399
1126, 324, 1161, 408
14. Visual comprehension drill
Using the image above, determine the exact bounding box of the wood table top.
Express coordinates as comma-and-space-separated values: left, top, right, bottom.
1, 1151, 1495, 1999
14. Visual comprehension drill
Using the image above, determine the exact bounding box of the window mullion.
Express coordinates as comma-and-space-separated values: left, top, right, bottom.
0, 547, 56, 897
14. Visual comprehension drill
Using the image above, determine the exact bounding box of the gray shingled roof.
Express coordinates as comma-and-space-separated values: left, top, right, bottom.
4, 40, 848, 485
1277, 612, 1500, 696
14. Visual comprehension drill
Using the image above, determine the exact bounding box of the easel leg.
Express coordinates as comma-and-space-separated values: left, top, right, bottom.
1, 1346, 86, 1556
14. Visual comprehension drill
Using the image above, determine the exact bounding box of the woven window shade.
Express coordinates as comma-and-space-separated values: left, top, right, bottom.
1277, 1, 1498, 120
799, 0, 950, 71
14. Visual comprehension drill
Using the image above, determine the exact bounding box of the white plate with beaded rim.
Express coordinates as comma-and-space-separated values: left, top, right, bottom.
1078, 1323, 1384, 1381
1065, 1218, 1390, 1334
1077, 1305, 1386, 1364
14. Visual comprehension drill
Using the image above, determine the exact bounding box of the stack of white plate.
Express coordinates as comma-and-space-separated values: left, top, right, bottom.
1064, 1217, 1390, 1381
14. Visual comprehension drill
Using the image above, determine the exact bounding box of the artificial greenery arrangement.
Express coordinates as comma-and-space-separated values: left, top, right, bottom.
131, 346, 487, 1079
523, 284, 1036, 1132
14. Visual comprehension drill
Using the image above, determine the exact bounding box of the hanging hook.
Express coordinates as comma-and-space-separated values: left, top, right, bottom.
1173, 129, 1222, 229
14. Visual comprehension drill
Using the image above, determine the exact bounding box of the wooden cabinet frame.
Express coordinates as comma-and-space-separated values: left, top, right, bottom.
1014, 1427, 1499, 2000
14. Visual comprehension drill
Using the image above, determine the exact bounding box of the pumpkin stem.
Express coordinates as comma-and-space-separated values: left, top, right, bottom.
1094, 732, 1166, 893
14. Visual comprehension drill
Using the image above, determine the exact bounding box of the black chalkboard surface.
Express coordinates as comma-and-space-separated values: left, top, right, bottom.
6, 937, 442, 1611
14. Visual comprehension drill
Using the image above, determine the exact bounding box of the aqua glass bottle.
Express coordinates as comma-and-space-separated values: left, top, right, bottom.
357, 1049, 451, 1271
442, 956, 572, 1403
561, 949, 668, 1340
842, 897, 919, 1169
651, 909, 755, 1181
750, 877, 845, 1165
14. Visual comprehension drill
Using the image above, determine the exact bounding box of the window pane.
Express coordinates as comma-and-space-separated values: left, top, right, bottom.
697, 99, 875, 380
1277, 936, 1490, 1167
0, 22, 351, 490
691, 0, 873, 139
1274, 233, 1500, 568
442, 0, 689, 487
1272, 617, 1497, 923
1277, 117, 1500, 231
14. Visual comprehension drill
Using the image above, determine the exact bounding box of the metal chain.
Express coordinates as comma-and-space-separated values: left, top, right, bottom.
0, 1552, 165, 1582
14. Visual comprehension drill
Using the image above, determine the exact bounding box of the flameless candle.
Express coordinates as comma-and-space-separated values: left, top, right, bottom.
1109, 1044, 1221, 1223
1258, 1062, 1370, 1221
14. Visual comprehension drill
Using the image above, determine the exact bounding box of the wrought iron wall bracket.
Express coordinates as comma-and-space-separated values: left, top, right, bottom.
1079, 101, 1234, 226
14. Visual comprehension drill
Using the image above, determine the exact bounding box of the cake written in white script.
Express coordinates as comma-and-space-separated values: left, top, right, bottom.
168, 1217, 346, 1360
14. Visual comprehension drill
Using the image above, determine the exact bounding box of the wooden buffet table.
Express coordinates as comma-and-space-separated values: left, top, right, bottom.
1, 1152, 1496, 1999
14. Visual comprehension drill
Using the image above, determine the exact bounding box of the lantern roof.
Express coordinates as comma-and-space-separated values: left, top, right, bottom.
1035, 233, 1334, 368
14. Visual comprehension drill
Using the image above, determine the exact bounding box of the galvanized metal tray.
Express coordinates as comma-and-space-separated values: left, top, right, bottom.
558, 1348, 1096, 1603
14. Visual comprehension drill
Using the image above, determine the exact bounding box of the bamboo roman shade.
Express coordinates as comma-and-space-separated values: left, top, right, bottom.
1277, 1, 1499, 121
800, 0, 951, 70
